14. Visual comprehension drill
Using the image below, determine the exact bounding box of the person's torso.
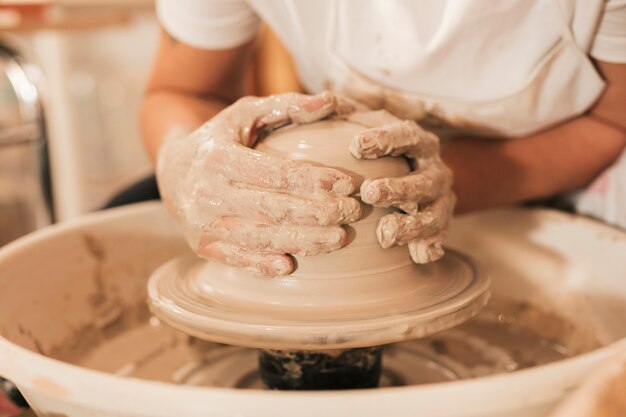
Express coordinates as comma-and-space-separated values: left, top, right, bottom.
249, 0, 606, 137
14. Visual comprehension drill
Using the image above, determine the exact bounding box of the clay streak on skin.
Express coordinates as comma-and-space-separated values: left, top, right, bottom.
159, 92, 454, 273
31, 377, 70, 398
345, 109, 455, 263
157, 93, 362, 275
83, 234, 107, 307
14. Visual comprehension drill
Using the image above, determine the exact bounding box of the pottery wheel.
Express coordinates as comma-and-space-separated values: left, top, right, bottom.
148, 249, 489, 350
148, 119, 490, 351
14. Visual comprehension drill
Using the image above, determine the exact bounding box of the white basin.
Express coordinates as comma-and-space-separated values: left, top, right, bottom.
0, 202, 625, 417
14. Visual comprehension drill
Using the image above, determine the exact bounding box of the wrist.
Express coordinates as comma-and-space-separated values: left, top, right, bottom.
156, 124, 200, 218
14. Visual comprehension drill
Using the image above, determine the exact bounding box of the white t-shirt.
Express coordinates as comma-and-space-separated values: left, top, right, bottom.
157, 0, 626, 228
158, 0, 625, 136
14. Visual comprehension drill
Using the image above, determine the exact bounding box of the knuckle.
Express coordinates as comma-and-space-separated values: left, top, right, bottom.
344, 197, 362, 222
267, 255, 293, 276
334, 227, 349, 247
318, 199, 342, 224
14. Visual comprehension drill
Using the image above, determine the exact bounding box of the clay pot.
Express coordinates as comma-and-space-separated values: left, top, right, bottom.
148, 120, 489, 351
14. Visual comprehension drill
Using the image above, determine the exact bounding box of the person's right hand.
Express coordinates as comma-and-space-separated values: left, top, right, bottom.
157, 92, 361, 276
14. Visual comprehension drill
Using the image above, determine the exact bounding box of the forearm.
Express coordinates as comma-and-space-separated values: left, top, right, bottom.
140, 91, 227, 163
140, 31, 254, 163
443, 115, 626, 213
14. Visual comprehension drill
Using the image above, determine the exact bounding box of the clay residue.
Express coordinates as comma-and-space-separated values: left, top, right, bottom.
83, 234, 105, 261
46, 302, 150, 363
66, 298, 601, 389
17, 324, 44, 355
31, 377, 69, 398
488, 299, 602, 355
83, 234, 107, 308
32, 235, 153, 362
75, 317, 200, 383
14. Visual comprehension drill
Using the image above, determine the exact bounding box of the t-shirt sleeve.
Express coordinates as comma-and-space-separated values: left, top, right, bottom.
156, 0, 260, 50
590, 0, 626, 63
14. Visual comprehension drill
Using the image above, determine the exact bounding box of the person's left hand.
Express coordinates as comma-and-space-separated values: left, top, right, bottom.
338, 104, 456, 264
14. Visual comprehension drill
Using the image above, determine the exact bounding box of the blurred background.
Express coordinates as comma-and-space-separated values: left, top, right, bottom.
1, 4, 302, 413
0, 0, 301, 247
0, 0, 157, 247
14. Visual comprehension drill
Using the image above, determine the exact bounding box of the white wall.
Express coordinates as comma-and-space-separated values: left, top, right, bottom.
33, 9, 158, 220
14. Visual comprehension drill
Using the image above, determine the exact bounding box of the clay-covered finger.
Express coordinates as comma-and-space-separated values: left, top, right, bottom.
229, 189, 362, 226
198, 241, 294, 276
360, 161, 453, 208
203, 142, 355, 196
375, 192, 456, 248
408, 234, 446, 264
218, 92, 337, 146
195, 184, 362, 226
203, 217, 348, 256
349, 121, 439, 160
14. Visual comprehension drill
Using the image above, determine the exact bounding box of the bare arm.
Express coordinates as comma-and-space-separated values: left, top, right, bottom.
140, 30, 361, 275
140, 30, 254, 162
442, 60, 626, 213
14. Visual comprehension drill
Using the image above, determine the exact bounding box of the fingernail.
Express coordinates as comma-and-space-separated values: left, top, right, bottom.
323, 228, 349, 252
350, 134, 375, 159
343, 199, 362, 223
408, 243, 429, 264
408, 240, 444, 264
353, 132, 383, 160
376, 216, 400, 249
331, 176, 355, 195
337, 228, 349, 247
360, 180, 381, 204
348, 138, 363, 159
267, 255, 293, 276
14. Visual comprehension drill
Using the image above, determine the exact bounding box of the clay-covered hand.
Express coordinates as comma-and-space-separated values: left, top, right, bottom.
343, 108, 455, 264
157, 93, 361, 276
